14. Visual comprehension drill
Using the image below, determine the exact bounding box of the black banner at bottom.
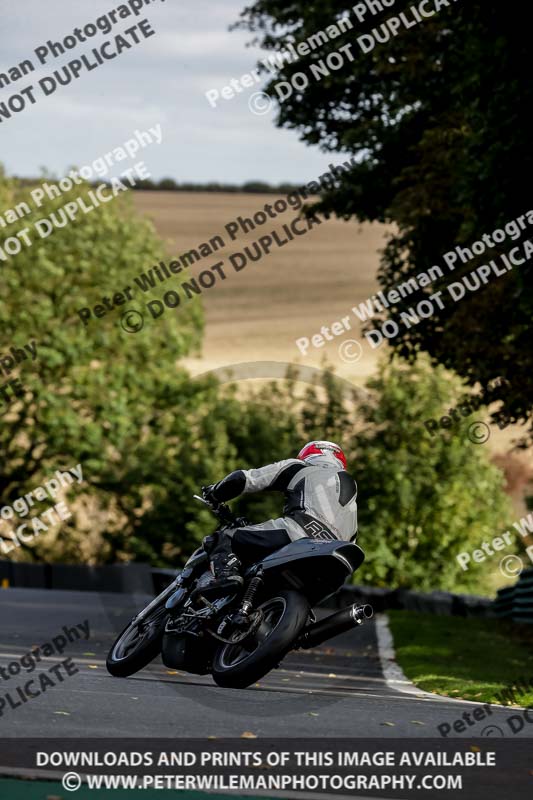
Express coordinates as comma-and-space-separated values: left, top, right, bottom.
0, 738, 532, 799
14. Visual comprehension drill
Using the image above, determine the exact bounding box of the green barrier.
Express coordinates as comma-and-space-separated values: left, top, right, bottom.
494, 568, 533, 624
0, 778, 279, 800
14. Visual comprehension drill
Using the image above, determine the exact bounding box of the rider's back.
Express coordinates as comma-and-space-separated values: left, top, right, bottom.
282, 457, 358, 542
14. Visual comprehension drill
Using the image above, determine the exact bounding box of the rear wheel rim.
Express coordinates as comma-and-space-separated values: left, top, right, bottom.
218, 597, 287, 669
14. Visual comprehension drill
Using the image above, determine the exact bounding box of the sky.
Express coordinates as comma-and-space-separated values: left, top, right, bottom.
0, 0, 335, 184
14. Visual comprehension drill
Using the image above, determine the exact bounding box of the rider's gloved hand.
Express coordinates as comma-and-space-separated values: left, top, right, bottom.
202, 484, 218, 506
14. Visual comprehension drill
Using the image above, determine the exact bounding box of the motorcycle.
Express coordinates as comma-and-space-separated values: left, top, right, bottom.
106, 494, 373, 689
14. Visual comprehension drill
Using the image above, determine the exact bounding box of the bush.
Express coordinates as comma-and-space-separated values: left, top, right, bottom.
351, 357, 512, 592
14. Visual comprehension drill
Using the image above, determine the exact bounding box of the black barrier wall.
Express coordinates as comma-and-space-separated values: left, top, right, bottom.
0, 559, 505, 619
0, 559, 154, 594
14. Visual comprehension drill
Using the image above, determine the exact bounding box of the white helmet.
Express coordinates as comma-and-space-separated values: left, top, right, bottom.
297, 440, 347, 469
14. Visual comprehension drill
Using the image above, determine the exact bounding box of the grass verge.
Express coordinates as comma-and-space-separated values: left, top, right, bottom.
387, 610, 533, 706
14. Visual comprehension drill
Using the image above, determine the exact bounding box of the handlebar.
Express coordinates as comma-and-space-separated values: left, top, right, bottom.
193, 494, 238, 528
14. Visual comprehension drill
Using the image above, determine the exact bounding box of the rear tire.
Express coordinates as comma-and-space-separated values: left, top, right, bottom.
106, 606, 167, 677
211, 590, 309, 689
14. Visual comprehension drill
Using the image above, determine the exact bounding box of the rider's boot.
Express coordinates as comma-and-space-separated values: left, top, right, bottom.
197, 553, 243, 599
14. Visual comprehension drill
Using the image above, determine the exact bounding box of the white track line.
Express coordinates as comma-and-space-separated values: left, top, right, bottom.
374, 614, 437, 699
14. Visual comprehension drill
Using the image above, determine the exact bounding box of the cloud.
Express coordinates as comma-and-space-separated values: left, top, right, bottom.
0, 0, 333, 183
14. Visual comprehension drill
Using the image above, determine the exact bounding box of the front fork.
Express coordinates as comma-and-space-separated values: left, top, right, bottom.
131, 575, 182, 626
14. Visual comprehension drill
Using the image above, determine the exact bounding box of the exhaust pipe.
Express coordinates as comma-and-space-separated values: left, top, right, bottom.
297, 604, 373, 650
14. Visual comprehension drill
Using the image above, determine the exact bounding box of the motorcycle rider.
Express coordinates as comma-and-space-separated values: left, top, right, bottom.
201, 440, 357, 595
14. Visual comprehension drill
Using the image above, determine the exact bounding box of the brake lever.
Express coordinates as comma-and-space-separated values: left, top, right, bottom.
193, 494, 240, 530
193, 493, 230, 520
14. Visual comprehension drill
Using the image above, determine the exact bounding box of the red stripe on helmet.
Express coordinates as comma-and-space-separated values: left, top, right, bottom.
297, 442, 347, 469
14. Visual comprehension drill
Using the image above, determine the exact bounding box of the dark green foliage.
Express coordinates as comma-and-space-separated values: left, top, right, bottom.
234, 0, 533, 435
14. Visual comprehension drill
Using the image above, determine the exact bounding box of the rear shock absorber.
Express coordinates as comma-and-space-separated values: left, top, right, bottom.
239, 571, 264, 615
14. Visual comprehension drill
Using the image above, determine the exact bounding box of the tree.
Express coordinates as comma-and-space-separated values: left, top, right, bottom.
350, 357, 512, 592
234, 0, 533, 436
0, 169, 212, 564
0, 170, 341, 567
157, 177, 178, 191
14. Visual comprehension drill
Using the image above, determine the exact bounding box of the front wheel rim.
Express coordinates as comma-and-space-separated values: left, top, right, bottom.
111, 608, 166, 662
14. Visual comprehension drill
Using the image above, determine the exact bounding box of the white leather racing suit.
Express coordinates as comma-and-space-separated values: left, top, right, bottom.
210, 454, 358, 543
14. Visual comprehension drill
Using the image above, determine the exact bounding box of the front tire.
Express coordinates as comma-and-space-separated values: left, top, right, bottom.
106, 606, 167, 677
212, 590, 309, 689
